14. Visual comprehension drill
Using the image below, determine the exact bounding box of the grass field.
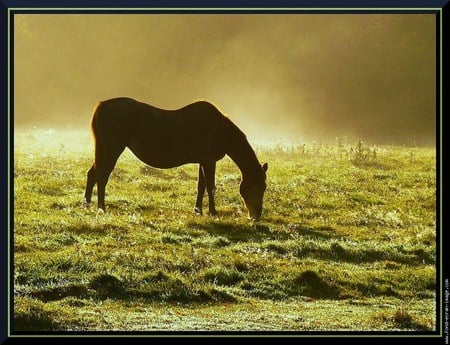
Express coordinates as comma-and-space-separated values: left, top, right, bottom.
12, 129, 437, 332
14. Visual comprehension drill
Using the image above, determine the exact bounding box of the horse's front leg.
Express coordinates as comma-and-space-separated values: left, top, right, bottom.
194, 164, 205, 215
202, 162, 217, 216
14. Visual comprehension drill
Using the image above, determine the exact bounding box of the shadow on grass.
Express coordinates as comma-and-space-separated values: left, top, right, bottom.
25, 273, 237, 305
92, 272, 237, 304
28, 284, 89, 302
186, 220, 434, 266
295, 241, 435, 266
186, 220, 291, 243
242, 270, 343, 300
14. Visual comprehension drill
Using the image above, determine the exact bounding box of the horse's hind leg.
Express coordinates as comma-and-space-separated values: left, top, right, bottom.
202, 162, 217, 216
194, 164, 206, 215
84, 164, 96, 206
96, 146, 124, 211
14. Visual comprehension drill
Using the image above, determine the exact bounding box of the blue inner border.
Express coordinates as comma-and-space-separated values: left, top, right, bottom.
2, 0, 450, 8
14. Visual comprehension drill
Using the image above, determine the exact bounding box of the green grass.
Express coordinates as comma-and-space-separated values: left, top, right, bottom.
12, 130, 436, 332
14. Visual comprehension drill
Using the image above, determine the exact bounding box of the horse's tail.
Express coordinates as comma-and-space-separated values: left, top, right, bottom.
91, 103, 103, 167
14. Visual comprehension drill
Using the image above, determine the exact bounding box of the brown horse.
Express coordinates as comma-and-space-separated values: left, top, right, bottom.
84, 97, 268, 220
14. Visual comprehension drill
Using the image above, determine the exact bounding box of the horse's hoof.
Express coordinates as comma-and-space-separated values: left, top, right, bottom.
194, 207, 203, 215
83, 201, 91, 209
208, 210, 218, 217
97, 208, 105, 214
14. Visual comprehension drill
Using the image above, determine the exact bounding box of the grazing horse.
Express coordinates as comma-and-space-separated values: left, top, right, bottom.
84, 97, 268, 220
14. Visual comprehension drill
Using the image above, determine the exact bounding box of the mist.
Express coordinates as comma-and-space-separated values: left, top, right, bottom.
14, 14, 436, 146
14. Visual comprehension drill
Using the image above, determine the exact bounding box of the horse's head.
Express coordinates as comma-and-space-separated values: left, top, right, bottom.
240, 162, 268, 221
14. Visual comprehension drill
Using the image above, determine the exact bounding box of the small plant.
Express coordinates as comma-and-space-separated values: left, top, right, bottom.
347, 138, 379, 164
354, 138, 368, 160
336, 137, 345, 158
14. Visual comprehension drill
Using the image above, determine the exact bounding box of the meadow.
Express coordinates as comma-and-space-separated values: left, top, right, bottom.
12, 129, 437, 332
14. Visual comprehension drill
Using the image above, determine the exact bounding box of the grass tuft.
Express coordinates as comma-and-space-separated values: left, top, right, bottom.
203, 268, 244, 286
293, 270, 341, 299
88, 274, 125, 298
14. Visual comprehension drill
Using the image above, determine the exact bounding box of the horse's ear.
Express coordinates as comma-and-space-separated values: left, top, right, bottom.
262, 162, 268, 172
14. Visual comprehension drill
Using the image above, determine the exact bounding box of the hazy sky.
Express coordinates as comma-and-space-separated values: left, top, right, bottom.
14, 14, 436, 145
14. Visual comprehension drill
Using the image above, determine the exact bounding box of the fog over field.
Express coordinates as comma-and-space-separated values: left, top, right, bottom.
14, 14, 436, 146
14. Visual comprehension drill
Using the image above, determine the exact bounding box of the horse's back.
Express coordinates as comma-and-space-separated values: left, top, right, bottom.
94, 98, 223, 123
91, 98, 234, 167
94, 97, 153, 120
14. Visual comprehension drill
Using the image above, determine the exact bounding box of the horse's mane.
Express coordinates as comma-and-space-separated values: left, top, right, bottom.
222, 114, 247, 141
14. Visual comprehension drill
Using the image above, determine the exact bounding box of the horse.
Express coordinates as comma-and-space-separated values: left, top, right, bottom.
83, 97, 268, 221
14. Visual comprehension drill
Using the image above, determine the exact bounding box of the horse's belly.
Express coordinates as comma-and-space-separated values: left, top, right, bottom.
128, 143, 224, 169
128, 147, 186, 168
127, 122, 227, 168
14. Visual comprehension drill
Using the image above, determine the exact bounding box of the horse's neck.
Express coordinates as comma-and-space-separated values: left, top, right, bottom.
227, 135, 261, 179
